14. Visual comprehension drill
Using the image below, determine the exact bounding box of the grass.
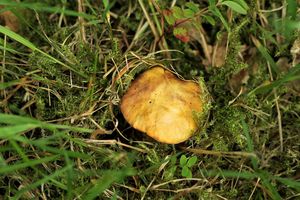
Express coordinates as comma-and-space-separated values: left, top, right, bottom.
0, 0, 300, 199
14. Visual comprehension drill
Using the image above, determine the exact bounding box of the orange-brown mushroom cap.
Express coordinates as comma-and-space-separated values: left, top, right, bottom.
120, 67, 205, 144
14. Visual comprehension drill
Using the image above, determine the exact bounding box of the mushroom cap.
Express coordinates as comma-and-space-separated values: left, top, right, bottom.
120, 67, 205, 144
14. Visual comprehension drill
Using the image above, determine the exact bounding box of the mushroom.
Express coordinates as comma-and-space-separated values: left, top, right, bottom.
120, 66, 209, 144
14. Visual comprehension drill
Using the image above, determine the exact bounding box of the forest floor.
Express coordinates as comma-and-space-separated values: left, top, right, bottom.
0, 0, 300, 199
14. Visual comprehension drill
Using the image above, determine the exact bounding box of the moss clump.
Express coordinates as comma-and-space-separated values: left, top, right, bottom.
211, 106, 248, 150
208, 19, 249, 98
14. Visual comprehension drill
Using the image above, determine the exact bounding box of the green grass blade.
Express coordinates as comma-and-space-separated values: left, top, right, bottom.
258, 171, 282, 200
209, 6, 230, 31
287, 0, 297, 19
0, 38, 26, 55
252, 37, 279, 75
249, 64, 300, 95
274, 176, 300, 192
0, 155, 59, 174
0, 124, 37, 139
0, 113, 41, 125
0, 153, 7, 167
241, 119, 258, 169
0, 25, 88, 78
0, 80, 22, 90
221, 1, 248, 15
0, 25, 36, 49
83, 168, 136, 200
31, 143, 90, 159
0, 113, 93, 133
9, 140, 30, 162
200, 169, 258, 179
0, 0, 94, 20
64, 153, 74, 200
10, 136, 90, 159
12, 165, 72, 200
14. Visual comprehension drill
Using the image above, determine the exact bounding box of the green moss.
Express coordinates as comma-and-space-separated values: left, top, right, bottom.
194, 77, 212, 143
212, 106, 248, 150
108, 37, 122, 65
209, 20, 249, 96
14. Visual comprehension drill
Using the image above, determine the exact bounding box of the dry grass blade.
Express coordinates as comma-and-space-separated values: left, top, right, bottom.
183, 148, 258, 159
82, 139, 147, 153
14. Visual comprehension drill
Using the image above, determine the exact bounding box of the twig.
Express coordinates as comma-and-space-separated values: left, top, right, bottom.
182, 147, 258, 159
77, 0, 87, 43
138, 0, 159, 42
82, 139, 147, 153
141, 176, 156, 200
248, 178, 260, 200
151, 178, 206, 190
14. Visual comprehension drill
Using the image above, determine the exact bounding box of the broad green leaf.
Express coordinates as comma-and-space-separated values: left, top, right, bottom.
163, 9, 176, 25
187, 156, 198, 167
209, 5, 230, 31
173, 27, 187, 35
232, 0, 249, 10
173, 27, 189, 42
203, 15, 216, 26
221, 1, 247, 15
179, 155, 187, 166
103, 0, 109, 9
183, 9, 195, 18
185, 2, 199, 13
287, 0, 297, 19
172, 6, 185, 19
182, 166, 192, 178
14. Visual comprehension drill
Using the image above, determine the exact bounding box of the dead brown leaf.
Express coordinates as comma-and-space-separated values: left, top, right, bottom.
0, 7, 19, 32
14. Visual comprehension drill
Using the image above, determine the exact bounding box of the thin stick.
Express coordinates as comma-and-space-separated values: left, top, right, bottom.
82, 139, 147, 153
77, 0, 87, 43
141, 177, 156, 200
183, 148, 257, 158
138, 0, 159, 40
248, 178, 260, 200
1, 35, 7, 99
151, 178, 206, 190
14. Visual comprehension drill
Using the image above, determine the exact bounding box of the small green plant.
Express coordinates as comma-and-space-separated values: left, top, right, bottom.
179, 155, 198, 178
163, 2, 201, 42
162, 0, 249, 42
